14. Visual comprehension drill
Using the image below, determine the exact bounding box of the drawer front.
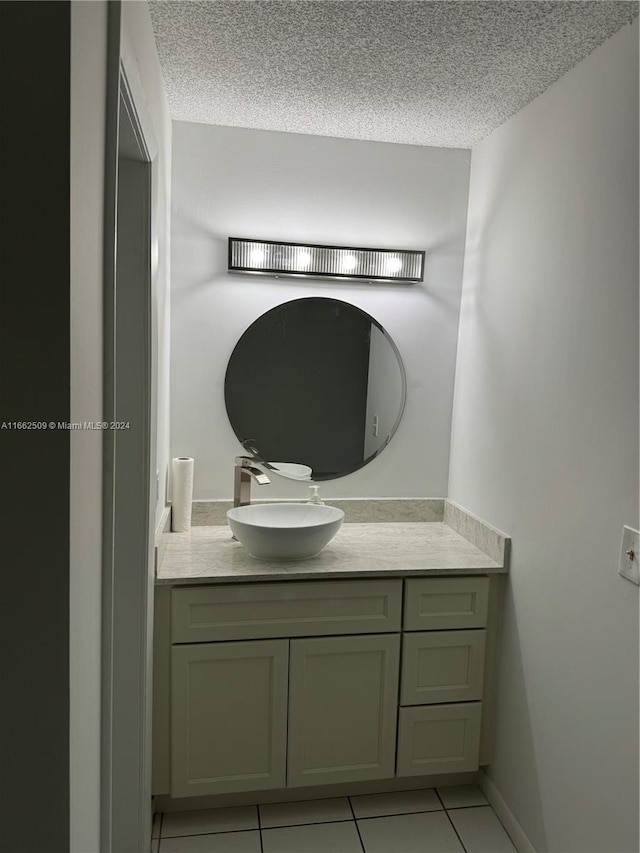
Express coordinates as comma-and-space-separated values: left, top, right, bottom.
397, 702, 482, 777
400, 630, 486, 705
171, 579, 403, 643
404, 577, 489, 630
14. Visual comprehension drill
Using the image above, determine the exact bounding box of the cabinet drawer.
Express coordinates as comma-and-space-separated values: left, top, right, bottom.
397, 702, 482, 776
400, 630, 486, 705
171, 579, 403, 643
404, 577, 489, 630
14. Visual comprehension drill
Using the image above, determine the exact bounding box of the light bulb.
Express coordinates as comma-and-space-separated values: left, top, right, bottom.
343, 254, 357, 271
298, 250, 311, 268
250, 248, 265, 264
386, 257, 402, 272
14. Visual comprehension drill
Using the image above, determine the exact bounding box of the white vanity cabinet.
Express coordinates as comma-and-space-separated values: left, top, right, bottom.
159, 579, 403, 799
153, 573, 500, 803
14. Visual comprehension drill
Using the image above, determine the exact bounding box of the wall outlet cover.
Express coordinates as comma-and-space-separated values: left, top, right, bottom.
618, 526, 640, 585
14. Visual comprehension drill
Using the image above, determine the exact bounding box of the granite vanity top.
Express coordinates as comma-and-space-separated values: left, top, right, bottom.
156, 515, 508, 585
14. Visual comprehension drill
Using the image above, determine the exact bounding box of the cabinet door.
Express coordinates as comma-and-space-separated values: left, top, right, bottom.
287, 633, 400, 788
400, 630, 486, 705
171, 639, 288, 797
397, 702, 482, 776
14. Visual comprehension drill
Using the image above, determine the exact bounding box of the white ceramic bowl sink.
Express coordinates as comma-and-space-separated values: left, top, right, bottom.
227, 503, 344, 560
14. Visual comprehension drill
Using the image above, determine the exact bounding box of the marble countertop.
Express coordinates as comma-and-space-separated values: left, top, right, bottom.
157, 521, 506, 585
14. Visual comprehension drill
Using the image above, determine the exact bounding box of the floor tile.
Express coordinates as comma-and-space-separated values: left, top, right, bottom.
448, 806, 516, 853
160, 830, 261, 853
358, 811, 464, 853
260, 797, 353, 828
262, 820, 363, 853
152, 813, 162, 838
437, 784, 488, 809
151, 836, 159, 853
350, 788, 441, 818
161, 806, 258, 838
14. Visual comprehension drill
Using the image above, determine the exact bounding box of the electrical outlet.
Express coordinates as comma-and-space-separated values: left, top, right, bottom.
618, 526, 640, 585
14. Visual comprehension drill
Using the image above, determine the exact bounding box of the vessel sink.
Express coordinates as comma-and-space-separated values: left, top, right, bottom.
227, 503, 344, 560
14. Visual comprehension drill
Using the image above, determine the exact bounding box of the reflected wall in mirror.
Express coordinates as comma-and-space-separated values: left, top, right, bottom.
224, 297, 406, 480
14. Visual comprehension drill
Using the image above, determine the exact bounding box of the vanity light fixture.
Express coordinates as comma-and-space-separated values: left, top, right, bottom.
228, 238, 425, 284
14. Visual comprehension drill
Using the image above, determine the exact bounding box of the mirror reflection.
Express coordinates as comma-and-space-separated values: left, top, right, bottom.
224, 297, 406, 481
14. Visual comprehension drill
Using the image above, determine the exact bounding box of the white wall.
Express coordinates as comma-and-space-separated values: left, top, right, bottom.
171, 123, 470, 499
449, 20, 639, 853
70, 2, 171, 850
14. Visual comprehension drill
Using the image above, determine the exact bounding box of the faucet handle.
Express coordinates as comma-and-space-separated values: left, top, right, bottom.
235, 455, 255, 468
236, 451, 277, 472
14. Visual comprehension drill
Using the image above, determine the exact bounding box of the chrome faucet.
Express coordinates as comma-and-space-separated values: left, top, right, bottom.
234, 456, 270, 507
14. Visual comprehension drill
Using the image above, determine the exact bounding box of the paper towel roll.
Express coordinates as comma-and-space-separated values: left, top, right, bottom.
171, 457, 194, 532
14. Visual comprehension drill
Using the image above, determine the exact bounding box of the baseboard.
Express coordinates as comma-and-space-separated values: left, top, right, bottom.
480, 769, 536, 853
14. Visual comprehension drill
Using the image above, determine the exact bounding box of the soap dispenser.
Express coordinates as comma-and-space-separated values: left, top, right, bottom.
307, 485, 325, 505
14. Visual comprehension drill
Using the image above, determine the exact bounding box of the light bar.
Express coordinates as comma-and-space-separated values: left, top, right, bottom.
228, 238, 425, 283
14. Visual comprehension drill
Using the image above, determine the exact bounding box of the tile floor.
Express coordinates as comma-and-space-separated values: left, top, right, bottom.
152, 785, 517, 853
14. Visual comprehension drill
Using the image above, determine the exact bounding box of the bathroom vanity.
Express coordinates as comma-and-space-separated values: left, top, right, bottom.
152, 501, 509, 810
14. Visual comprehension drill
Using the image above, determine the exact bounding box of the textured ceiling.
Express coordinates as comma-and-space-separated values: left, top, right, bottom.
148, 1, 638, 148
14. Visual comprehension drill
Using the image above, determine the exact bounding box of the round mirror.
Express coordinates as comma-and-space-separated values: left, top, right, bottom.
224, 297, 406, 480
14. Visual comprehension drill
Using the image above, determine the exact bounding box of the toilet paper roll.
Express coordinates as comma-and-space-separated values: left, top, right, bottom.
171, 457, 194, 532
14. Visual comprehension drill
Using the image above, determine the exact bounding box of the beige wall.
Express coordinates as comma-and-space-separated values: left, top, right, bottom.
449, 19, 639, 852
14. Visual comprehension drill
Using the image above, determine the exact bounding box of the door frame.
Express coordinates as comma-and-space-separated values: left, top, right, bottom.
102, 3, 159, 850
